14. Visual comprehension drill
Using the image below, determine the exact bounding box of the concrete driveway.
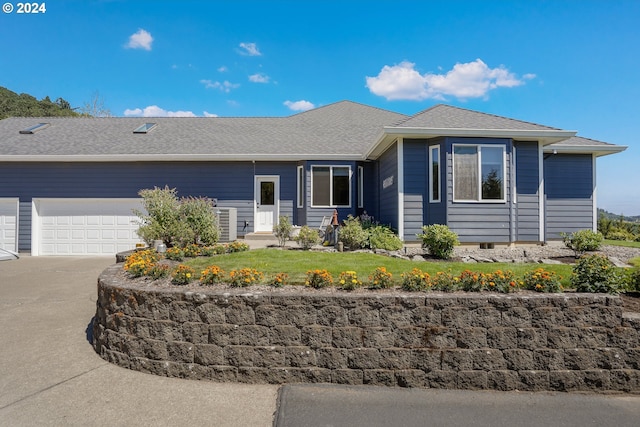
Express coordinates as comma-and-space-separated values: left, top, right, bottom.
0, 256, 278, 427
3, 256, 640, 427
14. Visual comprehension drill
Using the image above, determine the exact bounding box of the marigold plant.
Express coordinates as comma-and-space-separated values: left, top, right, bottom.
148, 263, 170, 280
571, 254, 624, 294
123, 250, 161, 277
200, 265, 225, 285
401, 268, 430, 291
458, 270, 487, 292
368, 267, 394, 289
165, 246, 185, 261
270, 272, 289, 288
305, 269, 333, 289
227, 241, 250, 253
171, 264, 196, 285
229, 267, 264, 287
183, 243, 201, 258
485, 269, 518, 293
431, 270, 458, 292
338, 271, 363, 291
522, 268, 563, 293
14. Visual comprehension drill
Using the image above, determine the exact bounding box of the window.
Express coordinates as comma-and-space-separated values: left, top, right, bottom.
429, 145, 440, 202
133, 123, 157, 133
297, 166, 304, 208
311, 166, 351, 207
453, 144, 505, 202
19, 123, 50, 134
357, 166, 364, 208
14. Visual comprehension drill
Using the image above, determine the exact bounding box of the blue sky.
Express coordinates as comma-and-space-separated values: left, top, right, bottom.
1, 0, 638, 214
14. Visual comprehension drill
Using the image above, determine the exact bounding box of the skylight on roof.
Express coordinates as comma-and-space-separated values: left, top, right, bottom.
133, 123, 157, 134
19, 123, 50, 134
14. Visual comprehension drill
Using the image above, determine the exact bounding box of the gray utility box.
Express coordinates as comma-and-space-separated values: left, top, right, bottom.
217, 207, 237, 242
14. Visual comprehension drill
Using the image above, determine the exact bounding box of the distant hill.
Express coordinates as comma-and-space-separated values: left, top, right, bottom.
0, 86, 80, 119
598, 208, 640, 223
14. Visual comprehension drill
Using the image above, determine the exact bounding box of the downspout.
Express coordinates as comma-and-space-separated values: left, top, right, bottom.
397, 138, 404, 241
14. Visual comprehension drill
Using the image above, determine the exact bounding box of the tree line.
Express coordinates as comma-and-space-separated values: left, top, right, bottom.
0, 86, 111, 119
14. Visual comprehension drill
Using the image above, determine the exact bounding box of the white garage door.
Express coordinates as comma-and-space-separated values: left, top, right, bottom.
0, 198, 18, 252
34, 199, 144, 256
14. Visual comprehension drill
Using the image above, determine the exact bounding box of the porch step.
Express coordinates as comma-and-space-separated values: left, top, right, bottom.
244, 232, 278, 241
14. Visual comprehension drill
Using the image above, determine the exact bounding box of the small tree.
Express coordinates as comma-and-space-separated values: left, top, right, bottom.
273, 216, 293, 247
180, 197, 220, 246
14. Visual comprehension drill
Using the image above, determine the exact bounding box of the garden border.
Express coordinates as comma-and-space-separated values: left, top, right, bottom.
93, 264, 640, 393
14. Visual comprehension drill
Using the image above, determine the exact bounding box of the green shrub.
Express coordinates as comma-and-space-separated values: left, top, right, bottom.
368, 225, 403, 251
273, 215, 293, 247
571, 254, 624, 294
626, 268, 640, 292
295, 225, 320, 250
179, 196, 220, 246
417, 224, 459, 259
561, 229, 603, 257
607, 229, 635, 241
338, 215, 369, 250
522, 268, 563, 293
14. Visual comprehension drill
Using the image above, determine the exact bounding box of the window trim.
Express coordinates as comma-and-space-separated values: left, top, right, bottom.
297, 165, 304, 208
452, 143, 507, 203
429, 145, 441, 203
357, 166, 364, 208
310, 165, 352, 208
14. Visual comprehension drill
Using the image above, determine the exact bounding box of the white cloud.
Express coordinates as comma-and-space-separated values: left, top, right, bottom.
366, 59, 534, 101
239, 42, 262, 56
125, 29, 153, 51
218, 66, 228, 72
203, 111, 218, 117
200, 79, 240, 93
123, 105, 196, 117
284, 100, 315, 112
249, 73, 270, 83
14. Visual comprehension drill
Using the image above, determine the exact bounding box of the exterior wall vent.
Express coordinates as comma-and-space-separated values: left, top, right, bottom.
133, 123, 157, 134
19, 123, 50, 134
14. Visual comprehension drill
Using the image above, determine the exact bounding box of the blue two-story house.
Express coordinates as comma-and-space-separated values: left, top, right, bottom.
0, 101, 626, 255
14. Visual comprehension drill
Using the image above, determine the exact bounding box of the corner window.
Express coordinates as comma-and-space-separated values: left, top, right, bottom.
453, 144, 505, 202
311, 166, 351, 207
429, 145, 440, 203
297, 166, 304, 208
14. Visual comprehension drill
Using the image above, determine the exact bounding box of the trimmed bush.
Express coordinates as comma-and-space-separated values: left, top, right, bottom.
561, 229, 603, 257
338, 215, 369, 250
417, 224, 459, 259
368, 225, 403, 251
295, 225, 320, 250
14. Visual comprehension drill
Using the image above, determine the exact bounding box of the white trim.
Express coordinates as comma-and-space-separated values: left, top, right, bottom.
543, 144, 627, 157
397, 138, 404, 240
451, 143, 507, 203
310, 165, 352, 208
538, 142, 545, 242
357, 166, 364, 209
254, 176, 280, 233
296, 166, 304, 209
0, 197, 19, 252
592, 154, 597, 232
429, 145, 441, 203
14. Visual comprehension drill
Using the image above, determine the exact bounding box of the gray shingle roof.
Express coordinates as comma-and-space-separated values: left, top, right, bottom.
393, 104, 561, 131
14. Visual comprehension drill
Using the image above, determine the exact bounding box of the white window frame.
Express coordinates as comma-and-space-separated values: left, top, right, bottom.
357, 166, 364, 208
429, 145, 441, 203
297, 165, 304, 208
452, 144, 507, 203
310, 165, 352, 208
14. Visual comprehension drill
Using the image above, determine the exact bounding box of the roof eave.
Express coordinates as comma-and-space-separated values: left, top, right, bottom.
365, 127, 577, 159
543, 144, 628, 157
0, 153, 365, 162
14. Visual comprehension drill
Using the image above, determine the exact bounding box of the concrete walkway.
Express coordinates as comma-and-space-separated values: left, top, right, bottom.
2, 255, 640, 427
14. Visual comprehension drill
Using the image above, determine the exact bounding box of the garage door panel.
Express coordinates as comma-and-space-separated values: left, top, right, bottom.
0, 199, 18, 251
37, 199, 144, 256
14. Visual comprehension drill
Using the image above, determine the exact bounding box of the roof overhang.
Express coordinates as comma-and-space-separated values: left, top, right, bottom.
0, 153, 365, 162
543, 144, 628, 157
366, 127, 577, 159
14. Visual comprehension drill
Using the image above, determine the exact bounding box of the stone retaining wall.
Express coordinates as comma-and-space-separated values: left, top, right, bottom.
93, 264, 640, 393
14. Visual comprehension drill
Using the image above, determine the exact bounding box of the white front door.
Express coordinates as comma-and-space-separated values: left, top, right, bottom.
254, 176, 279, 233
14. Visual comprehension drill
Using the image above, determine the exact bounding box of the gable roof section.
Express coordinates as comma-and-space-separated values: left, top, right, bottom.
0, 101, 407, 162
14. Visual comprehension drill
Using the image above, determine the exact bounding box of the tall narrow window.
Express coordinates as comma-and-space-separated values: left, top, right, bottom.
297, 166, 304, 208
311, 166, 351, 207
429, 145, 440, 203
357, 166, 364, 208
453, 144, 506, 202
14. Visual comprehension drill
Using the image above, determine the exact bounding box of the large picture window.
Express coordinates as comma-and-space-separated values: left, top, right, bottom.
311, 166, 351, 207
453, 144, 505, 202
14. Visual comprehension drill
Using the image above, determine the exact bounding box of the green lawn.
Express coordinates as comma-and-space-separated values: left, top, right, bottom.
604, 239, 640, 249
186, 249, 574, 286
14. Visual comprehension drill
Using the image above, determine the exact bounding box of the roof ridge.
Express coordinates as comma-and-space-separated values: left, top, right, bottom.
391, 103, 444, 126
287, 100, 407, 119
437, 104, 561, 130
